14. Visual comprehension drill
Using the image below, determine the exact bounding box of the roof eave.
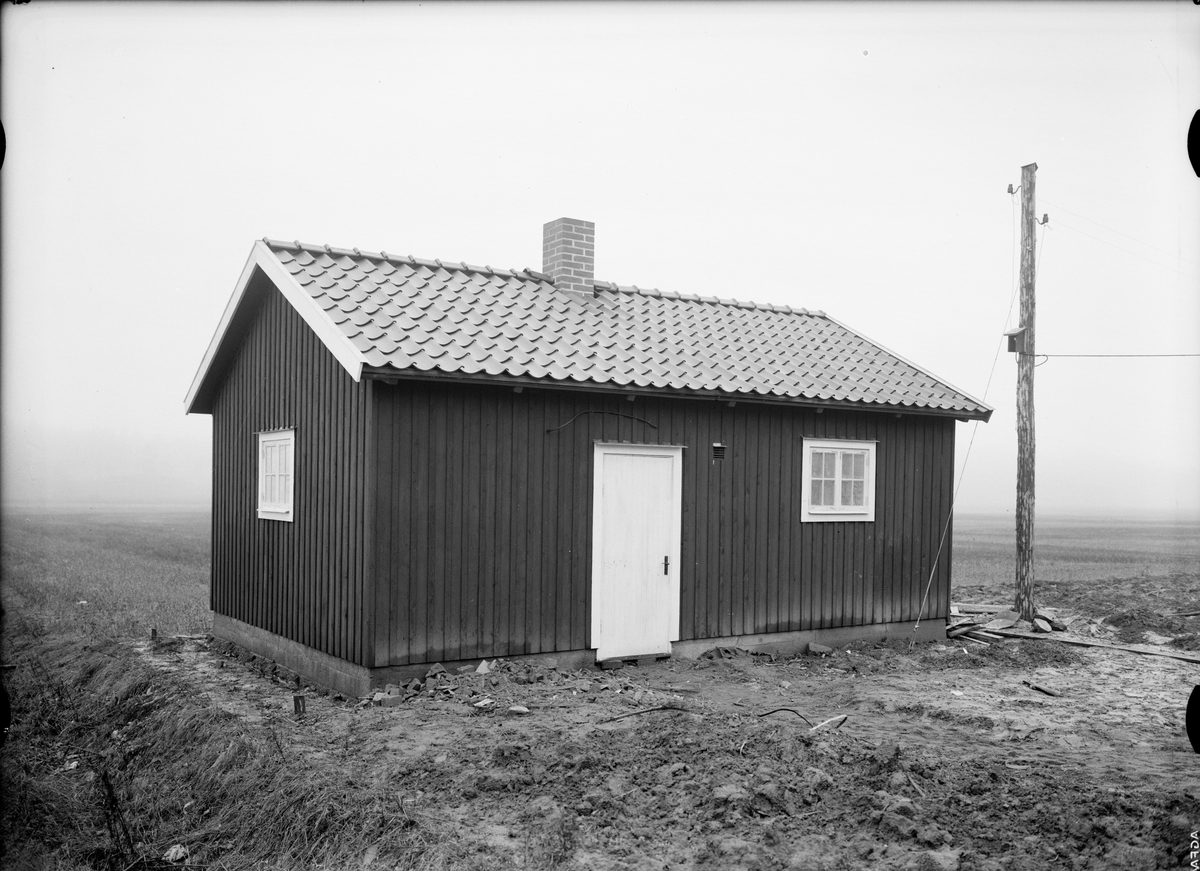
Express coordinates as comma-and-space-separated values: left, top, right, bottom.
360, 366, 992, 420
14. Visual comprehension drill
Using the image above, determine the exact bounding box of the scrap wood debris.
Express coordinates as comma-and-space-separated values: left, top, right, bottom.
949, 604, 1070, 646
701, 645, 777, 662
808, 714, 848, 734
364, 657, 679, 711
1021, 679, 1062, 698
951, 603, 1011, 615
989, 628, 1200, 665
597, 702, 688, 725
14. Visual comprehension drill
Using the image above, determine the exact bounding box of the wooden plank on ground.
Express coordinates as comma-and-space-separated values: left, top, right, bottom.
989, 628, 1200, 664
953, 603, 1010, 614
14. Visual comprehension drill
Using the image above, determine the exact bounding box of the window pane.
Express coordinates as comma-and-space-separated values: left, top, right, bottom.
266, 474, 276, 504
822, 480, 835, 506
841, 451, 853, 477
811, 451, 824, 478
811, 480, 824, 506
852, 480, 864, 505
853, 452, 865, 478
842, 480, 853, 506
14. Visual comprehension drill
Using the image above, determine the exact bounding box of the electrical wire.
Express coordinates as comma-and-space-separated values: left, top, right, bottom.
1039, 196, 1200, 269
1050, 217, 1199, 280
545, 410, 657, 433
1033, 353, 1200, 358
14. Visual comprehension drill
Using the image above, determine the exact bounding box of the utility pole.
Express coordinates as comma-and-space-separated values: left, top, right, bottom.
1015, 162, 1037, 621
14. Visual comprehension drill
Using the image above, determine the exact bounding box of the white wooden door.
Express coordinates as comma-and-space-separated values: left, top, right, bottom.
591, 444, 683, 660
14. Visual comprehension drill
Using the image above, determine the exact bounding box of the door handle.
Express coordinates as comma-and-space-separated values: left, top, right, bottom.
663, 555, 669, 575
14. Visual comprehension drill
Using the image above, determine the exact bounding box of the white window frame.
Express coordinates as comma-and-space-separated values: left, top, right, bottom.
800, 438, 877, 523
257, 429, 295, 522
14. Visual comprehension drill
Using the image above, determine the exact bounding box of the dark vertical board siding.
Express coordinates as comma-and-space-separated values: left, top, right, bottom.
891, 417, 907, 623
764, 409, 781, 633
851, 415, 867, 625
390, 387, 411, 664
903, 418, 919, 620
719, 407, 734, 637
939, 421, 955, 618
778, 410, 797, 631
361, 381, 957, 666
524, 397, 545, 653
680, 406, 697, 638
465, 391, 482, 658
480, 391, 497, 654
918, 417, 934, 621
864, 415, 880, 626
208, 272, 371, 665
798, 415, 815, 633
924, 418, 941, 620
510, 398, 529, 655
413, 392, 431, 662
704, 410, 721, 638
558, 394, 576, 649
883, 417, 900, 625
385, 391, 399, 660
751, 410, 768, 635
571, 394, 589, 649
538, 399, 555, 652
732, 410, 748, 637
368, 380, 387, 667
494, 399, 512, 657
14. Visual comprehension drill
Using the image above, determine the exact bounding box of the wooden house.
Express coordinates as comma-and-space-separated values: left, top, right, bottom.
185, 218, 991, 696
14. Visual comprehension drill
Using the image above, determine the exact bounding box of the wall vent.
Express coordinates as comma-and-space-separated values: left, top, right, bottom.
712, 443, 726, 461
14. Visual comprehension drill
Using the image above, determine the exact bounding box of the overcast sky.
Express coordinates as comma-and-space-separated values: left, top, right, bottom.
2, 1, 1198, 518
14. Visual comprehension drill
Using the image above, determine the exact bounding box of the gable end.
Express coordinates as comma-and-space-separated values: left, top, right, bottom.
185, 240, 369, 414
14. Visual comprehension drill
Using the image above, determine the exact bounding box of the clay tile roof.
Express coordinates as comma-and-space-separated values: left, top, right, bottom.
245, 238, 991, 418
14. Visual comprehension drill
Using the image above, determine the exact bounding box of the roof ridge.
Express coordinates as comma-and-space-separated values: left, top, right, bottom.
262, 237, 822, 316
262, 237, 549, 284
592, 278, 822, 316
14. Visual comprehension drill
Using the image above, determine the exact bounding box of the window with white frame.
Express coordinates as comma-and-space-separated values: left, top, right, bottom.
257, 429, 295, 522
800, 438, 877, 522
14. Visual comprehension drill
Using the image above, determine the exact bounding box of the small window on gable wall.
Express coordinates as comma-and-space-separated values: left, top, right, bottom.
800, 438, 876, 523
257, 429, 295, 522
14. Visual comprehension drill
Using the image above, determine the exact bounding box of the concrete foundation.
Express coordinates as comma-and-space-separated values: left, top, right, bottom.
215, 614, 375, 697
215, 613, 946, 698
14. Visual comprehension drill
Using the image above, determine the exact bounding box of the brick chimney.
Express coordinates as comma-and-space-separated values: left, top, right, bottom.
542, 217, 595, 297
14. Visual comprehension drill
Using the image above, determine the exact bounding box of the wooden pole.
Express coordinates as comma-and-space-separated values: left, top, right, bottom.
1015, 162, 1037, 621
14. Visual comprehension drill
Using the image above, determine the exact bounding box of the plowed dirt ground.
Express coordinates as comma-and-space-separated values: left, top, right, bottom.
126, 623, 1196, 871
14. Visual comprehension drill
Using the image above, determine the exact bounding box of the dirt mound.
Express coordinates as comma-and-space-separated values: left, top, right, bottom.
1105, 607, 1187, 645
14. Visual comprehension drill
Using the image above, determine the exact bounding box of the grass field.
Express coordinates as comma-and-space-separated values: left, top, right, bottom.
1, 512, 212, 639
952, 513, 1200, 633
953, 512, 1200, 587
2, 509, 1198, 870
